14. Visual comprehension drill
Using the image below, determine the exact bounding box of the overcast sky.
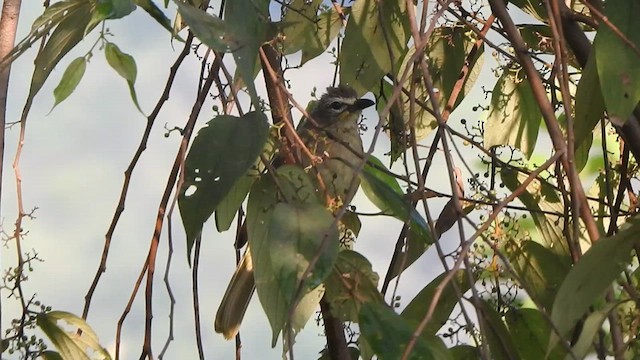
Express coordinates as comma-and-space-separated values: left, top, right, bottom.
0, 2, 489, 359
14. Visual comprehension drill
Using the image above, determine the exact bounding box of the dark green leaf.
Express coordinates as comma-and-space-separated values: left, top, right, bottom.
224, 0, 269, 107
179, 112, 269, 260
485, 67, 542, 158
173, 1, 239, 51
96, 0, 136, 20
505, 240, 571, 310
214, 175, 255, 232
51, 57, 86, 111
477, 300, 520, 360
134, 0, 176, 35
594, 0, 640, 122
340, 0, 410, 95
37, 311, 111, 360
360, 157, 430, 241
505, 308, 565, 360
450, 345, 479, 360
359, 302, 438, 360
550, 215, 640, 347
401, 270, 471, 335
324, 250, 384, 322
574, 49, 604, 167
386, 227, 429, 281
29, 2, 93, 99
40, 351, 64, 360
247, 165, 329, 345
341, 210, 362, 237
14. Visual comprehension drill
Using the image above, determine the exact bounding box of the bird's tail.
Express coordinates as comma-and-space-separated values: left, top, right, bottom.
214, 251, 256, 339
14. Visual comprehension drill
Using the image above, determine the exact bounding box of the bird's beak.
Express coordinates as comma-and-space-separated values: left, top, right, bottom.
353, 98, 375, 111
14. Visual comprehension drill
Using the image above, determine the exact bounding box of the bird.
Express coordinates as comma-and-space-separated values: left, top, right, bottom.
214, 85, 375, 340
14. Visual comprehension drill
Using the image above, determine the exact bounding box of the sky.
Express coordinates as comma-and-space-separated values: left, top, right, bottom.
0, 2, 489, 359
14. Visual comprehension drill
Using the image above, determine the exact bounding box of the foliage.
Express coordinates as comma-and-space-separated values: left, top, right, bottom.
2, 0, 640, 359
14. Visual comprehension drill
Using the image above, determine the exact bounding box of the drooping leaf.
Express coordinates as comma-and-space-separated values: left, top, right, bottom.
401, 269, 472, 335
51, 57, 86, 111
29, 2, 94, 99
505, 308, 565, 360
549, 216, 640, 349
37, 311, 111, 360
386, 227, 429, 281
360, 156, 431, 241
247, 165, 332, 346
360, 302, 440, 360
224, 0, 269, 107
134, 0, 176, 35
104, 42, 144, 113
505, 240, 571, 311
179, 112, 269, 260
173, 1, 239, 51
500, 166, 568, 255
95, 0, 136, 20
574, 50, 604, 168
340, 0, 410, 95
214, 174, 255, 232
594, 0, 640, 122
484, 67, 542, 158
567, 302, 620, 360
324, 250, 384, 322
477, 300, 520, 360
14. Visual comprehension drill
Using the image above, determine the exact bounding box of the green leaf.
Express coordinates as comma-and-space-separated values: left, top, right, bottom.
594, 0, 640, 122
51, 57, 86, 112
37, 311, 111, 360
505, 308, 565, 360
386, 227, 429, 281
340, 0, 410, 95
214, 175, 255, 232
500, 166, 568, 255
484, 67, 542, 158
104, 42, 144, 113
385, 25, 484, 149
96, 0, 136, 20
324, 250, 384, 322
450, 345, 479, 360
505, 240, 571, 310
360, 157, 431, 242
549, 215, 640, 348
29, 2, 94, 99
567, 302, 619, 360
359, 302, 439, 360
300, 9, 344, 65
401, 270, 471, 335
574, 49, 604, 162
173, 1, 239, 51
508, 0, 546, 21
280, 0, 323, 55
477, 300, 520, 360
224, 0, 269, 107
134, 0, 176, 35
247, 165, 331, 345
179, 112, 269, 260
40, 351, 64, 360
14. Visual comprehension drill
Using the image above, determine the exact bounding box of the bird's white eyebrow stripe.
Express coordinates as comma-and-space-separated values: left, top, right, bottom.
326, 96, 357, 105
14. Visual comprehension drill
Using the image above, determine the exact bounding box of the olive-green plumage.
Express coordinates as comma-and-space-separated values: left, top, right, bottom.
214, 85, 374, 339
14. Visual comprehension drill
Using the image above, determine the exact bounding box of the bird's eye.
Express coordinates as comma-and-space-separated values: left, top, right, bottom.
330, 101, 343, 110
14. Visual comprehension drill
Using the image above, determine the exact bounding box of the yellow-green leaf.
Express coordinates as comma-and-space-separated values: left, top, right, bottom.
51, 57, 86, 111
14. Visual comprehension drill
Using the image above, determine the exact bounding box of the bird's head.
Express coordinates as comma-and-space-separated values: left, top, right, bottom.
310, 85, 375, 126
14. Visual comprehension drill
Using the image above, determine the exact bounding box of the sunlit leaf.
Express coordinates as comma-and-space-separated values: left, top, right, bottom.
550, 215, 640, 349
594, 0, 640, 122
505, 240, 571, 310
340, 0, 410, 95
179, 112, 269, 260
500, 166, 567, 255
51, 57, 86, 111
37, 311, 111, 360
324, 250, 384, 322
484, 67, 542, 158
401, 270, 471, 335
